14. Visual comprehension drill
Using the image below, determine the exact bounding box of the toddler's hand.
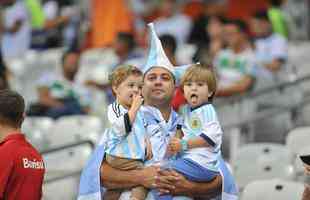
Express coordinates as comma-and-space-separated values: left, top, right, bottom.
168, 137, 182, 155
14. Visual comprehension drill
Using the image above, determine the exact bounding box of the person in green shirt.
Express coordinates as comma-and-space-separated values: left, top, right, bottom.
268, 0, 289, 38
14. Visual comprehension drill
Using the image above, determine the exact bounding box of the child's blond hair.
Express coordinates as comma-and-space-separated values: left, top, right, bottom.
180, 64, 217, 102
109, 65, 142, 96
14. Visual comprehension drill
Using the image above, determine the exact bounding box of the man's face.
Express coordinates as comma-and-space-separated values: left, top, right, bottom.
223, 24, 242, 48
113, 39, 128, 58
63, 53, 80, 79
250, 18, 270, 37
142, 67, 175, 106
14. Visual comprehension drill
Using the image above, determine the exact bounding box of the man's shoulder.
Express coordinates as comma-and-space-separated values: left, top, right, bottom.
0, 138, 41, 162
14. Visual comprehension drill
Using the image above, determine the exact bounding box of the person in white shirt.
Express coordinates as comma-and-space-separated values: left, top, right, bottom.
214, 19, 256, 97
250, 10, 288, 79
154, 0, 192, 45
1, 0, 31, 59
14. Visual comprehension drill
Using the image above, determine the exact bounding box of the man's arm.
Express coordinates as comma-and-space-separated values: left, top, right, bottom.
155, 169, 222, 198
264, 59, 284, 72
38, 87, 63, 107
100, 161, 159, 190
216, 75, 253, 97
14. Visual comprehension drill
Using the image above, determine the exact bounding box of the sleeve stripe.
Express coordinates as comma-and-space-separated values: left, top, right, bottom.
112, 102, 121, 118
112, 102, 117, 117
199, 133, 216, 147
124, 113, 132, 134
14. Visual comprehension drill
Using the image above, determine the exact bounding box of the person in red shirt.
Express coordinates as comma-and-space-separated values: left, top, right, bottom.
0, 90, 45, 200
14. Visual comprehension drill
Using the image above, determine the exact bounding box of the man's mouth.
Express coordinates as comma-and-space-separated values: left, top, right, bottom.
152, 89, 164, 93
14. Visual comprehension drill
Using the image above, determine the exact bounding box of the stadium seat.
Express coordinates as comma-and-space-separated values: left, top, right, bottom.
22, 117, 54, 151
43, 142, 93, 180
286, 126, 310, 155
48, 115, 103, 148
241, 179, 304, 200
43, 176, 80, 200
293, 146, 310, 182
232, 143, 295, 189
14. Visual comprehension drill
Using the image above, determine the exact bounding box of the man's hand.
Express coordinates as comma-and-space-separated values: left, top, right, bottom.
7, 19, 23, 33
155, 169, 222, 198
168, 137, 182, 155
140, 166, 160, 188
155, 169, 195, 196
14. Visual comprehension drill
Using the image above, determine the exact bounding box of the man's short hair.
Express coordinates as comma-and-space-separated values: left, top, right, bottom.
61, 50, 80, 66
117, 32, 136, 52
253, 10, 270, 22
0, 90, 25, 128
270, 0, 283, 7
225, 19, 248, 33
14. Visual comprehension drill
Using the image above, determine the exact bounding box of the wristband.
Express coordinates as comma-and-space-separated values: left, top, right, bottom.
180, 139, 188, 152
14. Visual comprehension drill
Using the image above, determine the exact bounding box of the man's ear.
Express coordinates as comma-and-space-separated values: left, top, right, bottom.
208, 92, 214, 98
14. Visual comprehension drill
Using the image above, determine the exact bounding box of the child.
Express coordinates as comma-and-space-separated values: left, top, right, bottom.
158, 64, 222, 200
103, 65, 152, 200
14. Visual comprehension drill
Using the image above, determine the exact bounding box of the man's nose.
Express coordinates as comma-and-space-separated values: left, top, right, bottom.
154, 77, 163, 85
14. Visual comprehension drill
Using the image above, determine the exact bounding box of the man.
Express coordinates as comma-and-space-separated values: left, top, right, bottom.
0, 90, 45, 200
100, 66, 223, 199
250, 10, 288, 76
27, 50, 91, 119
78, 22, 237, 200
1, 0, 31, 59
214, 19, 256, 97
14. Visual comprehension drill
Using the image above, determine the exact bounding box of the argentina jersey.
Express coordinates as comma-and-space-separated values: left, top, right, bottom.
181, 103, 223, 171
141, 105, 181, 165
104, 102, 147, 160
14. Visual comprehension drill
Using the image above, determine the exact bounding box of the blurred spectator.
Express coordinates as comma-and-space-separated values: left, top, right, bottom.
267, 0, 288, 38
0, 50, 9, 90
27, 50, 91, 119
192, 15, 226, 63
154, 0, 192, 45
0, 10, 9, 90
113, 32, 144, 66
159, 34, 177, 66
250, 10, 288, 78
158, 33, 186, 111
1, 0, 31, 59
25, 0, 75, 49
89, 0, 134, 48
85, 32, 144, 103
214, 19, 256, 97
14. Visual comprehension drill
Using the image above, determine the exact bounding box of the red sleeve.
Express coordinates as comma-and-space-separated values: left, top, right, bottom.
171, 87, 187, 112
0, 152, 14, 199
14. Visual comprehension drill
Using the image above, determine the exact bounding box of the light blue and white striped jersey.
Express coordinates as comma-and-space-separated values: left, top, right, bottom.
104, 102, 147, 160
141, 105, 181, 165
180, 103, 223, 172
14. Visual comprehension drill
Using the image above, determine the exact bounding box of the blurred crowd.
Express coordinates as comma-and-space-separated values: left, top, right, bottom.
0, 0, 302, 120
